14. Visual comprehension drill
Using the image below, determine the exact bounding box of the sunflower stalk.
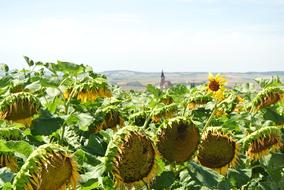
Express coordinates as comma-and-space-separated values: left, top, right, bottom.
60, 78, 78, 144
203, 98, 228, 131
203, 103, 218, 131
142, 107, 156, 128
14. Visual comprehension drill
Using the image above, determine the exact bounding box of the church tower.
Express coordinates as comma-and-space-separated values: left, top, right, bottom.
160, 70, 172, 90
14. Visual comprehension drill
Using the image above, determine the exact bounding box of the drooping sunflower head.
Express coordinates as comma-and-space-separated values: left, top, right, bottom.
160, 94, 174, 105
151, 104, 177, 123
90, 105, 124, 133
10, 83, 28, 93
207, 73, 227, 101
243, 126, 282, 160
104, 125, 158, 189
74, 78, 112, 103
12, 143, 79, 190
0, 92, 41, 126
187, 94, 212, 110
0, 151, 19, 172
251, 87, 284, 113
156, 117, 200, 163
197, 127, 240, 175
128, 111, 148, 126
0, 127, 24, 141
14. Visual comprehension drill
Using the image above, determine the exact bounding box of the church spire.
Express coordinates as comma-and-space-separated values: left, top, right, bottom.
161, 70, 165, 80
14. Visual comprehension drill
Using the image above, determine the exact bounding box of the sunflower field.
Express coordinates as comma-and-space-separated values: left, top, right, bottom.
0, 58, 284, 190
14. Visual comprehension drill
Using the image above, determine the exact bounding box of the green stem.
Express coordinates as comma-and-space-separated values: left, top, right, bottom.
143, 108, 155, 129
60, 124, 66, 145
203, 103, 218, 131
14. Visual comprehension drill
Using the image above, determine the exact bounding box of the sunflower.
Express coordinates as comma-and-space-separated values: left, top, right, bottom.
0, 151, 18, 172
207, 73, 226, 101
63, 88, 72, 100
73, 78, 112, 103
243, 126, 282, 160
128, 111, 148, 126
160, 94, 174, 105
233, 95, 245, 113
156, 117, 200, 163
104, 125, 158, 189
0, 92, 41, 126
251, 87, 284, 113
12, 143, 79, 190
151, 104, 177, 123
197, 127, 239, 175
90, 105, 124, 133
187, 95, 212, 110
0, 127, 24, 141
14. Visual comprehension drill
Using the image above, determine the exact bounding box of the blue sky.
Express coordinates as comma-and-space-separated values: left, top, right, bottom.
0, 0, 284, 72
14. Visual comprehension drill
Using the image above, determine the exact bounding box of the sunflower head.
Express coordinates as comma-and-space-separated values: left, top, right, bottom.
207, 73, 226, 101
187, 95, 212, 110
104, 125, 158, 189
12, 143, 79, 190
128, 111, 148, 126
90, 105, 124, 133
10, 83, 28, 93
74, 78, 112, 103
251, 87, 284, 113
197, 127, 239, 175
151, 104, 177, 123
0, 92, 41, 126
0, 151, 19, 172
156, 117, 200, 163
160, 94, 174, 105
0, 127, 24, 141
243, 126, 282, 160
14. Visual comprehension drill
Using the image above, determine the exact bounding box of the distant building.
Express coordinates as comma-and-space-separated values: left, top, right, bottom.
160, 70, 172, 90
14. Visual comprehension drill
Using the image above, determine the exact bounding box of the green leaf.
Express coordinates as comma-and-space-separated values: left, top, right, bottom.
263, 108, 284, 125
146, 84, 161, 97
80, 179, 100, 190
0, 168, 14, 186
46, 87, 61, 97
51, 61, 85, 76
31, 116, 64, 136
84, 134, 106, 156
0, 76, 11, 88
255, 76, 282, 88
152, 171, 176, 190
77, 113, 94, 131
74, 149, 100, 166
0, 64, 9, 73
227, 169, 250, 189
23, 56, 34, 67
0, 140, 33, 158
25, 81, 41, 92
188, 162, 223, 188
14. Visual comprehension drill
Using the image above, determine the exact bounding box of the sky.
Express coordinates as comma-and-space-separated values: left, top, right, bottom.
0, 0, 284, 72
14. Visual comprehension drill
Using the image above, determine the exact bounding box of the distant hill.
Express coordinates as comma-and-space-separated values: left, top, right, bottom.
102, 70, 284, 90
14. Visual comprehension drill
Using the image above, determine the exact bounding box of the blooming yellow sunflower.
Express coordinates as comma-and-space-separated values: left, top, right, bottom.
207, 73, 227, 101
